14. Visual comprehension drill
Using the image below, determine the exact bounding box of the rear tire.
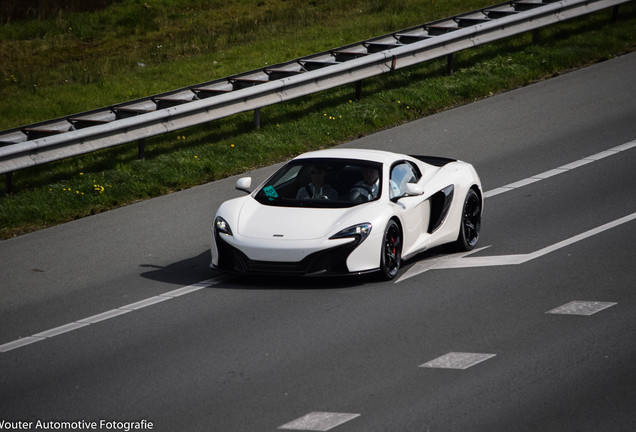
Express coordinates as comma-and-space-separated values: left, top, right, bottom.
454, 188, 481, 251
379, 220, 402, 281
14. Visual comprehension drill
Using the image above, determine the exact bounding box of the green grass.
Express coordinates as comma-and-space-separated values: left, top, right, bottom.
1, 0, 635, 238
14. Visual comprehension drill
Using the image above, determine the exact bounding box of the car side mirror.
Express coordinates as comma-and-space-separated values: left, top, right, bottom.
235, 177, 252, 193
405, 182, 425, 196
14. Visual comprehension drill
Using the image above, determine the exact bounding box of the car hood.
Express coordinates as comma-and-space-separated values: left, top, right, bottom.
236, 198, 365, 240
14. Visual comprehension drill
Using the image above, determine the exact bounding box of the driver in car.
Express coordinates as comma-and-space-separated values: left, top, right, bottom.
349, 166, 380, 201
349, 166, 401, 201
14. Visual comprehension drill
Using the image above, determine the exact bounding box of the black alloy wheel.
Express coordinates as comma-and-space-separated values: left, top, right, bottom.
455, 188, 481, 251
380, 220, 402, 280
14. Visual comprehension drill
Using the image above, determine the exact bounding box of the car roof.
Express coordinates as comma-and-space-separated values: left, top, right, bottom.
294, 148, 403, 164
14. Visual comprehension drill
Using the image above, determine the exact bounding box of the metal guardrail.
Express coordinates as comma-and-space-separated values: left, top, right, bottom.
0, 0, 630, 187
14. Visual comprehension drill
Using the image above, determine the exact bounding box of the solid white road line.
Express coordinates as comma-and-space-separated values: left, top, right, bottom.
0, 276, 227, 353
483, 140, 636, 198
397, 210, 636, 282
77, 309, 132, 325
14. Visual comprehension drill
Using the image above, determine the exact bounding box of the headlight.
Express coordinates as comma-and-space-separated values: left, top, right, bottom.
215, 216, 233, 236
330, 223, 372, 244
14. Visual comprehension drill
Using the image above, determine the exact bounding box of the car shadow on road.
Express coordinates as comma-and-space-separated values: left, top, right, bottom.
139, 250, 214, 287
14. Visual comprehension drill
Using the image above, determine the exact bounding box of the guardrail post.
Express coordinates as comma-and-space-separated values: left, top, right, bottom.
533, 29, 540, 45
254, 108, 261, 129
138, 138, 146, 160
5, 172, 13, 195
447, 54, 455, 75
355, 81, 362, 100
612, 5, 619, 22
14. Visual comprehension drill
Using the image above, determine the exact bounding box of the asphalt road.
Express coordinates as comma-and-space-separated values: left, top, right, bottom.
1, 52, 635, 432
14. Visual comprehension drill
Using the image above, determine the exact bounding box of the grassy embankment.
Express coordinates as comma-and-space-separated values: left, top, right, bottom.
1, 0, 635, 238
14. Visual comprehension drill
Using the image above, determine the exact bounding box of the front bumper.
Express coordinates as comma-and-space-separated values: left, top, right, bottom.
212, 233, 373, 276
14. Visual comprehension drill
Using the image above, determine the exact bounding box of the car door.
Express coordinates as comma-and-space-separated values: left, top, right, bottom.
389, 161, 431, 257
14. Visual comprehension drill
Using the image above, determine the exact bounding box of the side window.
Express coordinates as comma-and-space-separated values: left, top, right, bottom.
390, 162, 421, 198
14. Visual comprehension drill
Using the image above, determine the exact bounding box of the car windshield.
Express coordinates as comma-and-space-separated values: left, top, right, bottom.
254, 158, 383, 208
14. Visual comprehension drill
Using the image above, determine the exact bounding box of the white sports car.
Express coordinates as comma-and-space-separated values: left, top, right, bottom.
211, 148, 482, 280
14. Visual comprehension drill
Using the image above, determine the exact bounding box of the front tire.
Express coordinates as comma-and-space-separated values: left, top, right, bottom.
379, 220, 402, 281
454, 188, 481, 251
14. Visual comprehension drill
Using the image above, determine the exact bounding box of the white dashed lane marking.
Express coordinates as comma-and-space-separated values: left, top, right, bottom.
547, 301, 617, 316
420, 352, 497, 370
278, 412, 361, 431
